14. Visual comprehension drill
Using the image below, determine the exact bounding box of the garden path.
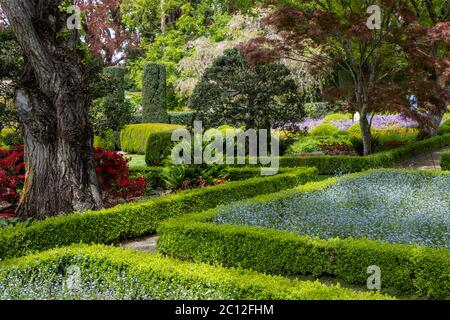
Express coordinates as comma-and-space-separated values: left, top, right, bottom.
392, 147, 450, 170
121, 235, 159, 253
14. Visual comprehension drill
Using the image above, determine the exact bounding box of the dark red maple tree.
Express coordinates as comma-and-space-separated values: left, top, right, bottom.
240, 1, 450, 154
76, 0, 139, 65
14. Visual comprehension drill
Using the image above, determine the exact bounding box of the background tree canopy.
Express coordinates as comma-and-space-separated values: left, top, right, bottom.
190, 48, 305, 129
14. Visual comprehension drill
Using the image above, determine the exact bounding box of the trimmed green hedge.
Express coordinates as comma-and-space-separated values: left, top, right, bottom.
158, 171, 450, 299
168, 111, 195, 126
130, 166, 299, 189
441, 150, 450, 170
0, 168, 317, 260
230, 134, 450, 174
145, 130, 175, 166
0, 244, 389, 300
120, 123, 184, 154
142, 63, 168, 123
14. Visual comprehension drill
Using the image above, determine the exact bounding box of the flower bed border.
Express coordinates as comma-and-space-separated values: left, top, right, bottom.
0, 244, 389, 300
0, 168, 317, 260
157, 170, 450, 299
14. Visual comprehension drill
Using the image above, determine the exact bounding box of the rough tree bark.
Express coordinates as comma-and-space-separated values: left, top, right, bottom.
0, 0, 103, 219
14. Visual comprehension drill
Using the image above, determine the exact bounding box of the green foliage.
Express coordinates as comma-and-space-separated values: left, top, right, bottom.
158, 171, 450, 299
145, 131, 175, 166
190, 48, 305, 129
94, 130, 116, 151
304, 102, 329, 119
322, 113, 352, 123
130, 166, 165, 189
232, 134, 450, 174
142, 63, 169, 123
161, 161, 227, 190
160, 137, 228, 189
438, 119, 450, 136
90, 67, 134, 149
0, 244, 389, 300
310, 124, 340, 136
350, 136, 380, 156
0, 128, 22, 147
168, 111, 195, 126
441, 151, 450, 171
0, 168, 317, 260
120, 123, 184, 154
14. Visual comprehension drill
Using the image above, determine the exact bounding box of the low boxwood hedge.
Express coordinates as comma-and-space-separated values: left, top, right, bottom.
442, 150, 450, 171
0, 244, 389, 300
120, 123, 184, 154
158, 171, 450, 299
0, 167, 317, 260
168, 111, 195, 126
130, 166, 299, 189
230, 134, 450, 174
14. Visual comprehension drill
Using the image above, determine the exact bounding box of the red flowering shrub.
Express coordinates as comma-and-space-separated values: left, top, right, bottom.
93, 147, 146, 201
0, 146, 25, 204
0, 146, 146, 213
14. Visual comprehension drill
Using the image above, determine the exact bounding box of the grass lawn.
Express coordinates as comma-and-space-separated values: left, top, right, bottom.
126, 154, 146, 168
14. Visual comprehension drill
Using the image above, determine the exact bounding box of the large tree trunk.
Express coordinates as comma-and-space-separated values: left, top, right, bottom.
359, 113, 372, 156
1, 0, 103, 219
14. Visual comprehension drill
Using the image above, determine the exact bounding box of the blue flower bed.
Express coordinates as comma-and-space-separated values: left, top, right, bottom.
213, 171, 450, 248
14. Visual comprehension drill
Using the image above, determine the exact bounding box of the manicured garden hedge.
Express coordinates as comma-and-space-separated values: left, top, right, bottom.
158, 171, 450, 299
145, 130, 175, 166
231, 134, 450, 174
120, 123, 184, 154
442, 150, 450, 170
130, 166, 299, 189
142, 63, 168, 123
0, 167, 317, 260
0, 244, 389, 300
168, 111, 195, 126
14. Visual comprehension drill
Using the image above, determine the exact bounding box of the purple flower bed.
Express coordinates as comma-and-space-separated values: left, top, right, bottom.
290, 114, 418, 132
213, 171, 450, 248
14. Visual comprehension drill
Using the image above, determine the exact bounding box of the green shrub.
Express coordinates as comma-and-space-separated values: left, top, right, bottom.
120, 123, 184, 154
145, 131, 175, 166
94, 130, 115, 150
130, 166, 165, 189
348, 123, 361, 133
438, 119, 450, 136
304, 102, 329, 119
158, 171, 450, 299
441, 150, 450, 170
232, 134, 450, 174
310, 124, 339, 136
322, 113, 352, 123
0, 244, 389, 300
168, 111, 195, 126
0, 168, 317, 260
0, 129, 22, 147
142, 63, 168, 123
350, 136, 380, 156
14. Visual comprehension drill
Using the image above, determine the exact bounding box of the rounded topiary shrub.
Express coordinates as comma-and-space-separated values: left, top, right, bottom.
310, 124, 340, 136
145, 130, 176, 166
120, 123, 185, 154
322, 113, 352, 123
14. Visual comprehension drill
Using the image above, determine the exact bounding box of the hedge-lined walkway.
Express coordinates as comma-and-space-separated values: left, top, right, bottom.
121, 234, 158, 252
392, 146, 450, 170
